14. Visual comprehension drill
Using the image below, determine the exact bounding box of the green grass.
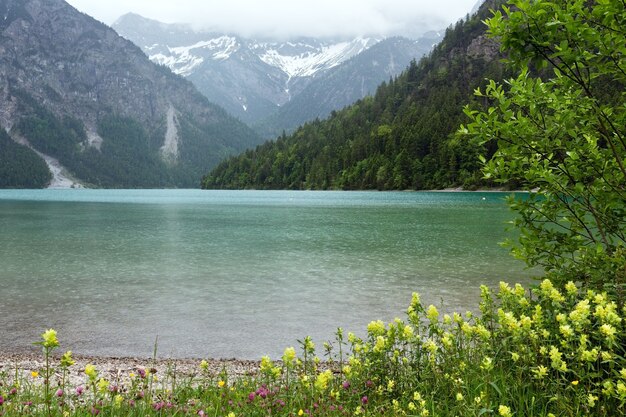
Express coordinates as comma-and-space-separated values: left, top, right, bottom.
1, 279, 624, 416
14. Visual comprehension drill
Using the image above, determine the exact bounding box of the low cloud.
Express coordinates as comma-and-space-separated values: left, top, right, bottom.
67, 0, 476, 39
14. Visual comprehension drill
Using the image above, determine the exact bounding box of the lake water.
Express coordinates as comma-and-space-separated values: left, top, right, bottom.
0, 190, 532, 359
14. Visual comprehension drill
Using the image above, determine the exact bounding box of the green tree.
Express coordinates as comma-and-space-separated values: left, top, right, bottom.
461, 0, 626, 292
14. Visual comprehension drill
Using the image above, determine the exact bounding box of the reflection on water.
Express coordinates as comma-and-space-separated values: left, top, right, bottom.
0, 190, 532, 358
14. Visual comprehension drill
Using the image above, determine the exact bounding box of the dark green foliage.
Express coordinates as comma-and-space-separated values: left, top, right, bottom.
203, 1, 509, 190
17, 112, 86, 158
80, 115, 171, 188
462, 0, 626, 292
13, 96, 172, 188
9, 85, 258, 188
0, 129, 51, 188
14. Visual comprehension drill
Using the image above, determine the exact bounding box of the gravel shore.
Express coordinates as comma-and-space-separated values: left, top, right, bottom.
0, 352, 260, 388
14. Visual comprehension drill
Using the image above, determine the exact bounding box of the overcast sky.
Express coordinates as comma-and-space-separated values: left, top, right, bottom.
65, 0, 480, 39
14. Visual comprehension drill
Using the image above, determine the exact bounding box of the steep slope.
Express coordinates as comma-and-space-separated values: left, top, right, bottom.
255, 34, 441, 139
202, 0, 508, 190
113, 14, 438, 128
0, 0, 260, 188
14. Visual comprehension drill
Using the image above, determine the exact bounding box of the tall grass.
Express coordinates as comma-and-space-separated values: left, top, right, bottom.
0, 279, 624, 416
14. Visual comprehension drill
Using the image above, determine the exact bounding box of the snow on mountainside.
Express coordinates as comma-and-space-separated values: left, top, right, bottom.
148, 36, 240, 76
145, 34, 377, 80
253, 38, 379, 78
113, 13, 439, 127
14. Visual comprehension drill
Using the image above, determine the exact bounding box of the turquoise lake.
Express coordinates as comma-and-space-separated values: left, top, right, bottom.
0, 190, 533, 359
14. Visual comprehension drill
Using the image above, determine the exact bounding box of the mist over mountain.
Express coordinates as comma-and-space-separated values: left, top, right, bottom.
113, 13, 440, 133
202, 0, 507, 191
0, 0, 260, 188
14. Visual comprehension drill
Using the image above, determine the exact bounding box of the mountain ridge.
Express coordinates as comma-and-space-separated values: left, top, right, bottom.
113, 13, 440, 128
0, 0, 261, 188
202, 0, 508, 191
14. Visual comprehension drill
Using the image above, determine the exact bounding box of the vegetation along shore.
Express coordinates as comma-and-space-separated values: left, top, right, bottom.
1, 0, 624, 415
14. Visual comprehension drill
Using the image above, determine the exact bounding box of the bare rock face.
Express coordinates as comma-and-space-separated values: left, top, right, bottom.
466, 34, 500, 60
0, 0, 260, 187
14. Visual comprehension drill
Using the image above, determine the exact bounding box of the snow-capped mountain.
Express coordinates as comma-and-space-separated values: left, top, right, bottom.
252, 37, 379, 79
113, 13, 439, 129
148, 36, 241, 76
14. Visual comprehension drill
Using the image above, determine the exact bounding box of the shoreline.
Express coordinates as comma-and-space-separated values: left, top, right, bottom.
0, 352, 261, 387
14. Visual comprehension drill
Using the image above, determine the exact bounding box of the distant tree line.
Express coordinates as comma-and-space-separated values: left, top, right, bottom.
0, 129, 51, 188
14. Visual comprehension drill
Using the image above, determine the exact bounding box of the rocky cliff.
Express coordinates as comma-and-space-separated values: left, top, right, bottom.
0, 0, 260, 188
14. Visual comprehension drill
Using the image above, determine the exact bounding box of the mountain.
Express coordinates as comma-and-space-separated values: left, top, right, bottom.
201, 0, 508, 191
254, 34, 442, 138
112, 14, 439, 131
0, 0, 260, 188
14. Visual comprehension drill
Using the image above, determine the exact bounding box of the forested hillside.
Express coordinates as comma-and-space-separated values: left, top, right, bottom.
0, 128, 51, 188
203, 0, 509, 190
0, 0, 260, 188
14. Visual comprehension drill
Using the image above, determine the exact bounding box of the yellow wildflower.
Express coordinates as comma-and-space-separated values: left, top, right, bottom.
31, 371, 39, 378
114, 394, 124, 408
602, 380, 615, 395
200, 359, 208, 370
474, 324, 491, 340
374, 336, 386, 352
587, 394, 598, 407
549, 346, 567, 371
218, 380, 225, 388
303, 336, 315, 352
499, 281, 512, 295
514, 283, 526, 297
559, 324, 574, 338
367, 320, 386, 336
84, 364, 98, 380
426, 305, 439, 322
533, 365, 548, 379
60, 351, 75, 367
260, 355, 280, 378
565, 281, 578, 295
97, 378, 109, 393
453, 312, 463, 323
423, 339, 437, 354
227, 413, 236, 417
314, 369, 332, 391
571, 380, 579, 386
456, 392, 464, 401
41, 329, 59, 349
282, 347, 296, 365
600, 324, 617, 341
480, 356, 493, 371
298, 409, 304, 416
498, 405, 512, 417
403, 325, 414, 339
594, 293, 607, 306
